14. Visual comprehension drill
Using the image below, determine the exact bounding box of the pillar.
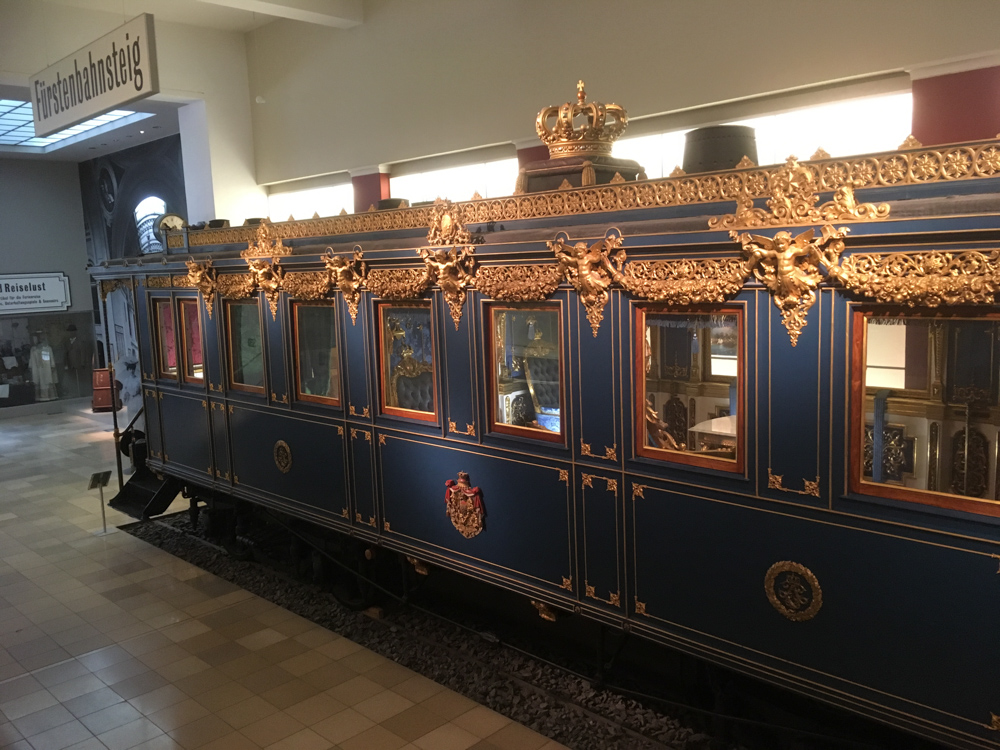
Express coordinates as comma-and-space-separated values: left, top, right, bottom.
911, 63, 1000, 146
351, 166, 391, 213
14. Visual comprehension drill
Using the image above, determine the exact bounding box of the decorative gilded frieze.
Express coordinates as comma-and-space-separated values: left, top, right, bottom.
551, 233, 625, 336
242, 218, 291, 258
168, 140, 1000, 250
735, 226, 847, 346
215, 273, 255, 300
366, 268, 431, 299
145, 276, 171, 288
764, 561, 822, 622
619, 257, 751, 304
99, 278, 132, 300
171, 274, 194, 288
185, 261, 217, 318
832, 249, 1000, 307
326, 248, 367, 323
475, 264, 562, 301
709, 156, 889, 230
420, 245, 476, 329
426, 199, 472, 246
281, 271, 331, 301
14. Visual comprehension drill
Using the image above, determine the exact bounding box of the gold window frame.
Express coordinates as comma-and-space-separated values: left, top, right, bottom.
292, 300, 341, 407
635, 305, 745, 474
225, 298, 266, 394
377, 301, 437, 423
177, 297, 204, 385
152, 296, 177, 380
487, 303, 565, 443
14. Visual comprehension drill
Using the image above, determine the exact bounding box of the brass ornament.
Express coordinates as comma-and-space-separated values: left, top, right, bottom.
559, 577, 573, 591
99, 278, 132, 301
325, 248, 367, 323
242, 218, 291, 258
145, 276, 171, 288
735, 225, 847, 346
535, 80, 627, 159
531, 600, 557, 621
448, 420, 476, 437
168, 140, 1000, 250
709, 156, 889, 230
810, 147, 831, 160
476, 264, 562, 302
580, 441, 617, 462
735, 155, 756, 169
247, 258, 285, 320
987, 713, 1000, 731
551, 233, 626, 336
764, 561, 822, 622
426, 199, 472, 246
349, 404, 370, 418
768, 469, 821, 497
668, 165, 686, 177
444, 471, 485, 539
619, 257, 751, 304
899, 134, 923, 149
273, 440, 292, 474
366, 268, 431, 299
282, 271, 331, 301
419, 245, 476, 329
185, 261, 217, 318
833, 249, 1000, 306
171, 274, 194, 288
634, 598, 647, 615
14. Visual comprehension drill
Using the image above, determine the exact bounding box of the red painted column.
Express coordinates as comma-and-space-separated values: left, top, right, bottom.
911, 65, 1000, 146
351, 169, 391, 213
516, 144, 549, 167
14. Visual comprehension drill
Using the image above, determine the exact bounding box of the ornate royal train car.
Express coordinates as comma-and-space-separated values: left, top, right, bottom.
93, 86, 1000, 750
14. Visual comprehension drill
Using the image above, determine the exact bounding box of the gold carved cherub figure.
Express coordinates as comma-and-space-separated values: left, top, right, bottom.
551, 233, 626, 336
324, 248, 367, 323
419, 245, 476, 329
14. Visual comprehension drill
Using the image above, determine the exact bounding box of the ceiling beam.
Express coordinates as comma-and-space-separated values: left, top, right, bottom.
194, 0, 362, 28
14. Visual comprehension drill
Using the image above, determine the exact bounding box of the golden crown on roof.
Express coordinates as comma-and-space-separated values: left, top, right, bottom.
535, 80, 628, 159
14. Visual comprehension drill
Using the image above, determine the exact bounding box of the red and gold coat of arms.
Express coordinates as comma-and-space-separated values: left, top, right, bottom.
445, 471, 484, 538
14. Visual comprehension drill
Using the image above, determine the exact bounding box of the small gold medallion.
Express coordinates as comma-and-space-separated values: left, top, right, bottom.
765, 561, 822, 622
273, 440, 292, 474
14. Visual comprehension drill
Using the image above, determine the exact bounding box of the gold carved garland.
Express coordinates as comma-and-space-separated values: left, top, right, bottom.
167, 140, 1000, 249
475, 264, 562, 301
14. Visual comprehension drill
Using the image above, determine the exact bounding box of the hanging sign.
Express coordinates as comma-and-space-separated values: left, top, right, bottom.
29, 14, 159, 138
0, 274, 71, 314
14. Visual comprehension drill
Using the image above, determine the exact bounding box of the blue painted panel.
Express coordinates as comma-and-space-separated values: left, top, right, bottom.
201, 292, 224, 394
343, 292, 372, 420
349, 426, 376, 529
159, 392, 211, 477
574, 292, 617, 466
264, 295, 288, 406
441, 292, 477, 441
229, 406, 347, 517
579, 470, 622, 610
380, 435, 573, 588
137, 285, 155, 381
142, 387, 162, 460
630, 482, 1000, 723
209, 401, 230, 484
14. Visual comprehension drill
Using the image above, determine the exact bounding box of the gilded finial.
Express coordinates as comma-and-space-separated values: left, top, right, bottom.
577, 79, 586, 103
810, 147, 831, 160
899, 134, 922, 149
669, 165, 686, 178
536, 82, 628, 159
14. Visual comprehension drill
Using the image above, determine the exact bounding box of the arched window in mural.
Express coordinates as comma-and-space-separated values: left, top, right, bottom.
134, 196, 166, 254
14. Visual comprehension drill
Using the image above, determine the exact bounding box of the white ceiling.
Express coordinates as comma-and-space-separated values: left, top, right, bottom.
38, 0, 275, 33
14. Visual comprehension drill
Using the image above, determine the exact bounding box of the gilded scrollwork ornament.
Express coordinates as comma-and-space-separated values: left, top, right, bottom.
735, 225, 847, 346
247, 258, 285, 320
242, 218, 291, 258
551, 233, 626, 336
281, 272, 331, 301
476, 264, 563, 302
426, 199, 472, 246
444, 471, 485, 539
215, 273, 256, 300
619, 257, 751, 304
325, 248, 367, 323
184, 261, 218, 318
366, 268, 432, 300
419, 245, 476, 329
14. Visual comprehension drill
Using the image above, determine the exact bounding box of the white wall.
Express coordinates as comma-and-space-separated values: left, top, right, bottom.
0, 0, 267, 225
246, 0, 1000, 186
0, 159, 91, 314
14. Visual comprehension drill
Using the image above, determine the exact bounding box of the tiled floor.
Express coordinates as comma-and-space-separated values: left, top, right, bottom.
0, 406, 566, 750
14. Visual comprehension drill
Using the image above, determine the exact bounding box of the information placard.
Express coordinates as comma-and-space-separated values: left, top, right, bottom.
0, 273, 71, 313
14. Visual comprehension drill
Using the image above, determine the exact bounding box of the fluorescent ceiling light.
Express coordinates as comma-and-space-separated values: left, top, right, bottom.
0, 100, 151, 154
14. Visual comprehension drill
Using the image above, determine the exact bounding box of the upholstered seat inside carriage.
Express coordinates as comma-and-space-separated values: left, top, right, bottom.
389, 345, 435, 413
524, 354, 560, 432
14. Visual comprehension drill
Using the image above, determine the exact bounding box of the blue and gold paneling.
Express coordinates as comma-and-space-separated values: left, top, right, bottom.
159, 392, 212, 477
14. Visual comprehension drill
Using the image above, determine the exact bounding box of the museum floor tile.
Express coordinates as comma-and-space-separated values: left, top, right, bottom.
0, 408, 565, 750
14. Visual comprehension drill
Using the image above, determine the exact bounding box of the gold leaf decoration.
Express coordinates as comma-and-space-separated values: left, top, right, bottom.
366, 268, 432, 299
811, 147, 831, 160
215, 273, 255, 299
419, 245, 476, 329
899, 134, 922, 149
282, 271, 331, 301
551, 233, 626, 336
247, 258, 285, 320
145, 276, 171, 288
242, 218, 291, 258
476, 264, 562, 301
185, 261, 217, 318
733, 225, 847, 346
735, 155, 756, 169
325, 248, 367, 323
619, 258, 751, 304
709, 156, 889, 230
426, 199, 471, 246
832, 249, 1000, 306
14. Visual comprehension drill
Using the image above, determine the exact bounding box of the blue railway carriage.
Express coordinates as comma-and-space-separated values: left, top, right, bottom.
93, 138, 1000, 750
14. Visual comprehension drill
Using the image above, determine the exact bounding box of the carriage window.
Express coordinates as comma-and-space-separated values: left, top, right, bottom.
636, 308, 743, 472
153, 299, 177, 379
378, 302, 436, 421
853, 312, 1000, 516
178, 299, 203, 383
226, 300, 265, 392
488, 305, 563, 441
293, 302, 340, 405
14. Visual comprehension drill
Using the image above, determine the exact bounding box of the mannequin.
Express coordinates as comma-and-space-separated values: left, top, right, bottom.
64, 324, 89, 398
28, 332, 58, 401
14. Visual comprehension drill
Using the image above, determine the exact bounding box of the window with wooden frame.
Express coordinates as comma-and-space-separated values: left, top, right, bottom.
178, 298, 204, 383
225, 299, 265, 393
487, 304, 564, 442
851, 308, 1000, 517
153, 298, 177, 379
635, 306, 744, 473
292, 301, 341, 406
377, 302, 436, 422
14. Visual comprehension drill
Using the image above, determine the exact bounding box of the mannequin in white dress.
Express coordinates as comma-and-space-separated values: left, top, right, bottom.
28, 333, 58, 401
